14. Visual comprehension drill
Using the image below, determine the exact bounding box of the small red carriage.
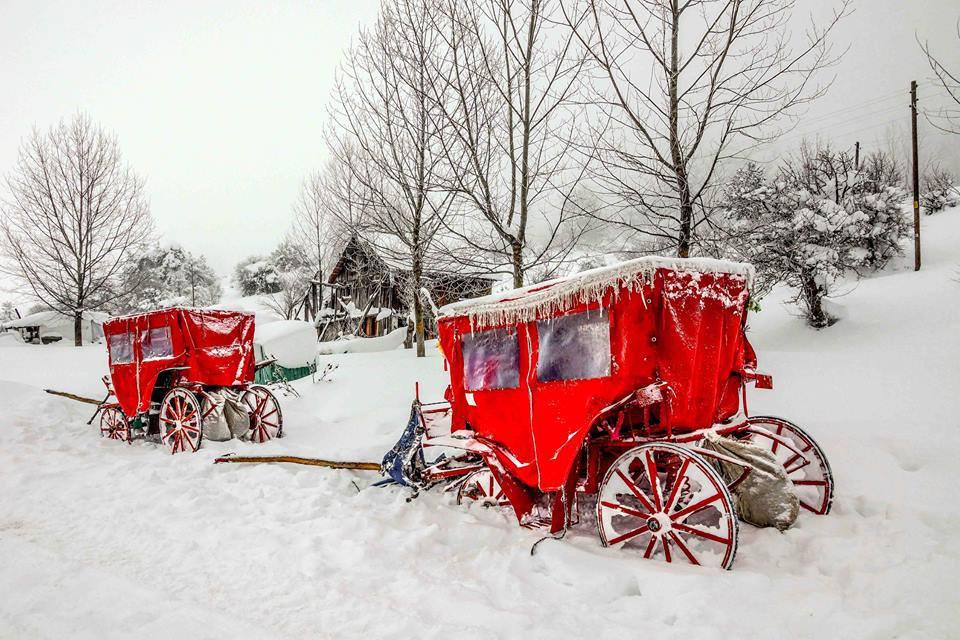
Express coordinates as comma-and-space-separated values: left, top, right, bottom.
387, 257, 833, 569
99, 308, 283, 454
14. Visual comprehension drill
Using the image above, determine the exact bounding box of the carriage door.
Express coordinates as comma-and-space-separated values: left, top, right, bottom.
529, 308, 613, 490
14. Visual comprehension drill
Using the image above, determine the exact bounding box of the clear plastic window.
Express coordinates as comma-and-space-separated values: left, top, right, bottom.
536, 310, 611, 382
108, 332, 134, 365
141, 326, 174, 360
462, 328, 520, 391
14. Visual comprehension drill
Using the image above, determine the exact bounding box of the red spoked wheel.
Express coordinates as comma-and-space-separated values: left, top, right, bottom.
744, 416, 834, 515
240, 385, 282, 443
597, 443, 739, 569
457, 469, 511, 508
159, 388, 203, 454
99, 407, 130, 443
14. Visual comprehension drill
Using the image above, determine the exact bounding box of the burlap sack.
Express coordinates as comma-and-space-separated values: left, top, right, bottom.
701, 433, 799, 531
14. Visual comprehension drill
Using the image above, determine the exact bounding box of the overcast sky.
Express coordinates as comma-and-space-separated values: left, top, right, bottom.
1, 0, 958, 278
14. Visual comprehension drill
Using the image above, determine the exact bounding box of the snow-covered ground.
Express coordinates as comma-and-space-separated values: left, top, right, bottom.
1, 214, 958, 639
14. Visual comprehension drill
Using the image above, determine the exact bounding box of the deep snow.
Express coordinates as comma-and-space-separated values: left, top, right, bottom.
1, 214, 958, 639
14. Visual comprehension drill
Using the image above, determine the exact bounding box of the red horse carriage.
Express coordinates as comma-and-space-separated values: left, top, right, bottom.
99, 308, 282, 454
383, 257, 833, 569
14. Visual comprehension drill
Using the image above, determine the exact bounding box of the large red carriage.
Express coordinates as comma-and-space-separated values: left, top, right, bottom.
99, 308, 282, 454
385, 257, 833, 569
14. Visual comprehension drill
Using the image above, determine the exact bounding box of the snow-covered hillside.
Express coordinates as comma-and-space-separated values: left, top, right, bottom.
0, 213, 957, 639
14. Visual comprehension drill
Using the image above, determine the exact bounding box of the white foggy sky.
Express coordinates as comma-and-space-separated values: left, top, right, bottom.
1, 0, 958, 277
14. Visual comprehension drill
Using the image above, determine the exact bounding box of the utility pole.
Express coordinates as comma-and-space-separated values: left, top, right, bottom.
910, 80, 921, 271
854, 141, 860, 170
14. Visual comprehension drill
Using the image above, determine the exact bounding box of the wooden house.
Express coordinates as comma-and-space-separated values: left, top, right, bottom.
318, 235, 493, 341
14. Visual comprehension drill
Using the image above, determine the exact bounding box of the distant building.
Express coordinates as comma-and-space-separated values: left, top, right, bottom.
318, 235, 494, 341
2, 310, 108, 344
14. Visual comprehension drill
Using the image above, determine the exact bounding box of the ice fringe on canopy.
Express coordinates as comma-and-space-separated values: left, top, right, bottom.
440, 256, 755, 329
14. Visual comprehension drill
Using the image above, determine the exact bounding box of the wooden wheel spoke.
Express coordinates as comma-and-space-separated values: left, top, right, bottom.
614, 468, 656, 514
642, 533, 658, 559
784, 457, 812, 475
673, 522, 731, 545
600, 500, 650, 520
607, 525, 651, 547
661, 535, 672, 562
670, 492, 722, 522
645, 451, 663, 512
663, 458, 691, 514
669, 532, 701, 565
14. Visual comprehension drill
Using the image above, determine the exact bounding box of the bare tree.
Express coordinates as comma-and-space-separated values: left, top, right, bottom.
291, 159, 358, 282
563, 0, 849, 257
919, 20, 960, 134
327, 0, 457, 357
1, 114, 152, 345
428, 0, 590, 287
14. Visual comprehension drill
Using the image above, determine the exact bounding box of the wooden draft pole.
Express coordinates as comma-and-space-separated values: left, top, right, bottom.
214, 455, 380, 471
910, 80, 921, 271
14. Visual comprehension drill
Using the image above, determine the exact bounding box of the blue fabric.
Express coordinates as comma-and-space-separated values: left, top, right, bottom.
380, 403, 425, 487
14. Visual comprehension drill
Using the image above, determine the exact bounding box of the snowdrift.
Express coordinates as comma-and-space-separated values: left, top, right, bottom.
316, 327, 407, 355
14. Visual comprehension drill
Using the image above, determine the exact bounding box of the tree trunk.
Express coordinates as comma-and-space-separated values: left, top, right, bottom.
802, 273, 828, 328
511, 242, 524, 288
668, 3, 692, 259
73, 310, 83, 346
677, 177, 693, 258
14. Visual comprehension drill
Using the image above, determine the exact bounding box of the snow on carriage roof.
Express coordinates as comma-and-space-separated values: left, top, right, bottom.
104, 306, 254, 325
439, 256, 754, 328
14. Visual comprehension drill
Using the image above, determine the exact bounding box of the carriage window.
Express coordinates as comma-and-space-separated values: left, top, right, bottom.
462, 328, 520, 391
536, 310, 611, 382
141, 326, 174, 360
108, 332, 134, 365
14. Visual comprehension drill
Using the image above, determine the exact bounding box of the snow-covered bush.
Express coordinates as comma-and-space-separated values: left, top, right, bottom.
921, 167, 959, 215
115, 245, 222, 312
233, 256, 282, 296
722, 147, 909, 328
234, 240, 316, 318
262, 240, 316, 320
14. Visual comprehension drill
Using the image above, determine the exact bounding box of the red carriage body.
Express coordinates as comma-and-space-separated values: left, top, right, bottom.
99, 308, 282, 453
398, 257, 834, 569
438, 261, 754, 493
103, 308, 256, 416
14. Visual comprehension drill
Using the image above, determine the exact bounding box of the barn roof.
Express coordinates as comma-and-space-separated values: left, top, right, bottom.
438, 256, 754, 328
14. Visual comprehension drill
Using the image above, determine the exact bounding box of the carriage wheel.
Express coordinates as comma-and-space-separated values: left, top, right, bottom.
457, 469, 511, 508
596, 443, 739, 569
158, 388, 203, 454
744, 416, 834, 515
99, 407, 130, 443
240, 385, 282, 443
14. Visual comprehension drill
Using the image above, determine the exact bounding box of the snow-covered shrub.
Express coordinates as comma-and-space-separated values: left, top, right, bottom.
115, 246, 222, 312
721, 147, 909, 328
233, 256, 282, 296
921, 167, 959, 214
261, 239, 317, 319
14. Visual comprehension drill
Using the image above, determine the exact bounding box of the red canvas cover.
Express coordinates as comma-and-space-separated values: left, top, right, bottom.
103, 308, 255, 416
437, 260, 752, 492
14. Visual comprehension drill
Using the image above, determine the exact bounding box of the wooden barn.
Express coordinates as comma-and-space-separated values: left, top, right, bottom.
318, 235, 493, 341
